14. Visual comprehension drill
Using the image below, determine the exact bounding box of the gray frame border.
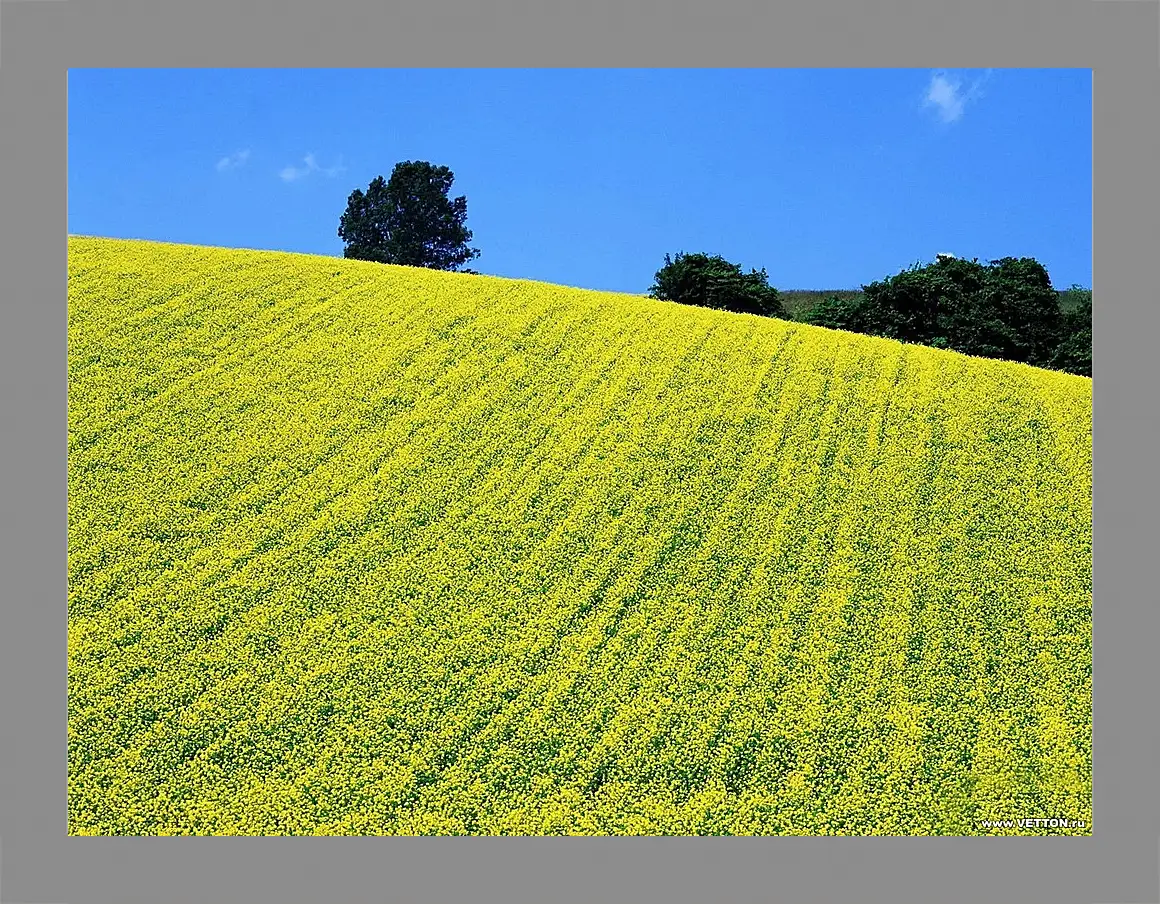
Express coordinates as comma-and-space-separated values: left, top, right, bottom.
3, 2, 1150, 903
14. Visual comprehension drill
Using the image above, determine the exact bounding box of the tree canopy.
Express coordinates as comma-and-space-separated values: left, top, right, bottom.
338, 160, 480, 271
648, 252, 785, 319
801, 256, 1084, 373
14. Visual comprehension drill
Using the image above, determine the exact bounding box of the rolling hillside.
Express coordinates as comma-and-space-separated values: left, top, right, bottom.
67, 236, 1092, 836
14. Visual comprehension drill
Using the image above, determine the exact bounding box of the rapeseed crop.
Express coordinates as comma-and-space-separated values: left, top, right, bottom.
67, 236, 1092, 836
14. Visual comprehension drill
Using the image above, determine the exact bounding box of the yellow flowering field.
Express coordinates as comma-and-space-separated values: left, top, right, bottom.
67, 235, 1092, 836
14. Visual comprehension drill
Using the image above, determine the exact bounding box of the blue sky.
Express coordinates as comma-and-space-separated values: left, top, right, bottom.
67, 68, 1092, 292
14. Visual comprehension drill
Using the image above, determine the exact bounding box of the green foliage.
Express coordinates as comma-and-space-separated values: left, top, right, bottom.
338, 160, 480, 271
648, 252, 785, 319
806, 256, 1085, 373
781, 289, 863, 321
1057, 285, 1093, 314
1048, 287, 1092, 377
857, 257, 993, 354
978, 257, 1065, 366
799, 293, 867, 333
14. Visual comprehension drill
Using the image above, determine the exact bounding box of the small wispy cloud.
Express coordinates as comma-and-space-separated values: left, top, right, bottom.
215, 149, 251, 172
923, 69, 993, 124
279, 153, 346, 182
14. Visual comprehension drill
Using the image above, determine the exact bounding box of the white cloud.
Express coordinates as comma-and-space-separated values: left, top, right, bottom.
279, 153, 346, 182
923, 69, 993, 124
215, 149, 251, 172
279, 157, 313, 182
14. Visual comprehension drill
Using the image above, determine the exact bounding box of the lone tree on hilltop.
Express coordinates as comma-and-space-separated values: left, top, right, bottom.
338, 161, 481, 271
648, 252, 786, 319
